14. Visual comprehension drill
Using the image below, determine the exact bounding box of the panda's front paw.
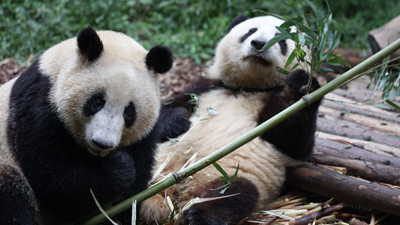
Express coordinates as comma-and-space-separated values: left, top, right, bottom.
179, 207, 228, 225
285, 70, 320, 96
158, 106, 191, 142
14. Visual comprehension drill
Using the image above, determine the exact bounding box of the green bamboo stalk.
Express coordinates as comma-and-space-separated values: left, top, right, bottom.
79, 37, 400, 225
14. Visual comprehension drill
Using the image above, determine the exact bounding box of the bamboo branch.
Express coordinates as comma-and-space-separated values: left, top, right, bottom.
77, 38, 400, 225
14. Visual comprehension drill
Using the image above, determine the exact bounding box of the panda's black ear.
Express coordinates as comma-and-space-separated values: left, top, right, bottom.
227, 15, 249, 33
146, 46, 173, 74
77, 27, 103, 62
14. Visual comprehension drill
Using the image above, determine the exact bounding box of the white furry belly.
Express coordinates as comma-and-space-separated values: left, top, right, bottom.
155, 89, 295, 206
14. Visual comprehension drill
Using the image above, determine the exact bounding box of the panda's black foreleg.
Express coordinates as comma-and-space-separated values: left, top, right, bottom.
179, 177, 259, 225
158, 76, 222, 142
0, 165, 39, 225
114, 129, 158, 225
258, 70, 322, 160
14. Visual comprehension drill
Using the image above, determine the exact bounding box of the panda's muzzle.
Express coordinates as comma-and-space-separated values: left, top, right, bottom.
91, 139, 115, 151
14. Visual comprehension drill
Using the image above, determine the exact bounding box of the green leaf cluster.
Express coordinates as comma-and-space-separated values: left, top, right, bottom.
258, 1, 347, 77
368, 56, 400, 111
212, 162, 239, 194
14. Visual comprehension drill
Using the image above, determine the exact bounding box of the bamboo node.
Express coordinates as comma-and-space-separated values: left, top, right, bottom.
172, 172, 183, 183
302, 95, 312, 106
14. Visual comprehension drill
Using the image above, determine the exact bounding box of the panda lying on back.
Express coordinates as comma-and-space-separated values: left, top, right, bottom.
0, 28, 173, 224
141, 15, 321, 225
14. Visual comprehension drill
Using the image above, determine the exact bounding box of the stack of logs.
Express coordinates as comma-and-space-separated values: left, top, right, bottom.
288, 15, 400, 218
287, 88, 400, 217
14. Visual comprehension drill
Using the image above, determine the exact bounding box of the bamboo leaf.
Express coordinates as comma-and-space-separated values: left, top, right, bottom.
281, 17, 304, 29
298, 32, 306, 46
291, 63, 300, 71
285, 50, 297, 69
276, 67, 291, 76
230, 163, 240, 183
258, 34, 284, 52
319, 67, 336, 73
212, 162, 230, 184
276, 26, 294, 39
220, 186, 230, 195
297, 23, 317, 39
167, 137, 180, 143
386, 99, 400, 111
207, 107, 219, 115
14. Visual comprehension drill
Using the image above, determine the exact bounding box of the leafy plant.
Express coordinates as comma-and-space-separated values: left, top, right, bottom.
367, 56, 400, 111
212, 162, 239, 194
258, 0, 347, 81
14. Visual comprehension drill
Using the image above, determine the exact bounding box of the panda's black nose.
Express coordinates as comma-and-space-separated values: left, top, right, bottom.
251, 40, 266, 50
92, 139, 114, 150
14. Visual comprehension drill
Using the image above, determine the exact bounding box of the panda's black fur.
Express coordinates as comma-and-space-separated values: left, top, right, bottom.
8, 62, 157, 220
0, 28, 173, 225
141, 15, 322, 225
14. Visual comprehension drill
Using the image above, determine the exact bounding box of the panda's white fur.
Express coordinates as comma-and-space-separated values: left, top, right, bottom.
41, 31, 160, 150
0, 28, 172, 224
141, 16, 321, 225
208, 16, 304, 90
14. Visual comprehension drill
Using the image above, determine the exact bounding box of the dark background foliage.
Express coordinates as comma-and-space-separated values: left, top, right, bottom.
1, 0, 398, 64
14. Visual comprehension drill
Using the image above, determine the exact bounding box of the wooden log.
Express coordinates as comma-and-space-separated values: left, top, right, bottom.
314, 138, 400, 167
286, 164, 400, 217
319, 107, 400, 135
312, 151, 400, 185
316, 132, 400, 158
369, 15, 400, 58
317, 116, 400, 148
332, 81, 400, 108
323, 93, 400, 124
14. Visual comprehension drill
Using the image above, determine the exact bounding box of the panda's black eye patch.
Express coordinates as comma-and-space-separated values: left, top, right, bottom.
278, 39, 288, 56
240, 27, 258, 43
83, 93, 105, 116
249, 28, 258, 33
124, 102, 136, 128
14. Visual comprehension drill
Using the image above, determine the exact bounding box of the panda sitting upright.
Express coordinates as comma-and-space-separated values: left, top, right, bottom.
140, 15, 322, 225
0, 28, 173, 224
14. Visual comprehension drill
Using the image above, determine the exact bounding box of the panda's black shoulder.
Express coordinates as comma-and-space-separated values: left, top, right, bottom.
10, 59, 49, 100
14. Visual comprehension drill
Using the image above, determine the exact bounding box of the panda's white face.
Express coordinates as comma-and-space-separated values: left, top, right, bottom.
75, 62, 160, 156
39, 30, 171, 156
209, 16, 300, 89
231, 16, 293, 68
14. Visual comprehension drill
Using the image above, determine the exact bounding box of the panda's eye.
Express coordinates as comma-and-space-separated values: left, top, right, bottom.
124, 102, 136, 128
92, 97, 105, 109
83, 93, 105, 116
124, 107, 134, 117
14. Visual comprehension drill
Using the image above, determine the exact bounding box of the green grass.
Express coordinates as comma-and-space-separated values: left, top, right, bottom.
0, 0, 398, 64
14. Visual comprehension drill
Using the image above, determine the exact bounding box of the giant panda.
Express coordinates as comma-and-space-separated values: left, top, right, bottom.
140, 15, 322, 225
0, 28, 173, 225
